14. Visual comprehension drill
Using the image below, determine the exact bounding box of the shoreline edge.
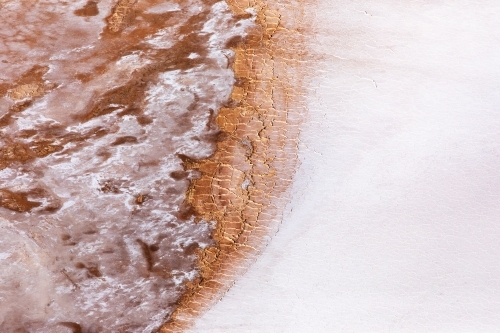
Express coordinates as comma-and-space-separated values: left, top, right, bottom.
161, 0, 307, 331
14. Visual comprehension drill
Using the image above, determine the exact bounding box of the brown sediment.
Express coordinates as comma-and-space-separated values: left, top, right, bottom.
0, 189, 42, 213
74, 1, 100, 17
4, 65, 56, 101
106, 0, 139, 33
161, 0, 307, 331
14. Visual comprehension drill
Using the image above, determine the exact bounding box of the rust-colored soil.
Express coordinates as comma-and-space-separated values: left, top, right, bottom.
160, 0, 307, 331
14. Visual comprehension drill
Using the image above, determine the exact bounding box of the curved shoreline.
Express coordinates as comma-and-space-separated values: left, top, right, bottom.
161, 1, 307, 331
179, 1, 500, 332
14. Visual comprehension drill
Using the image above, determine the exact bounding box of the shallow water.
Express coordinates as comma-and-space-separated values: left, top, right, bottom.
0, 1, 252, 331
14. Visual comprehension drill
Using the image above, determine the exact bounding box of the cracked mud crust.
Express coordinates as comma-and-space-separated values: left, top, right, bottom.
160, 1, 308, 331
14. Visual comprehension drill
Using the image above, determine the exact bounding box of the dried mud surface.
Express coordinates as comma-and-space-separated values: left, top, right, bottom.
161, 1, 307, 331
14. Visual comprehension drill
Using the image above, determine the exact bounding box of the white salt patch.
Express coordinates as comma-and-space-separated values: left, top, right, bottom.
59, 200, 76, 211
241, 179, 250, 190
189, 1, 500, 332
144, 2, 181, 14
116, 52, 144, 67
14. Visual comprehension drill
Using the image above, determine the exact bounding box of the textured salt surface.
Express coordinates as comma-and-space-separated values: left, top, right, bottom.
0, 1, 252, 332
189, 0, 500, 332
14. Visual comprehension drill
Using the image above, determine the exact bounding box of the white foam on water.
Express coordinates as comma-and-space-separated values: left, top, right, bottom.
144, 2, 181, 14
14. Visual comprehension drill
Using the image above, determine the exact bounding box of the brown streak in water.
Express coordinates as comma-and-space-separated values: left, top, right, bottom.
0, 138, 64, 170
0, 189, 42, 212
161, 0, 306, 331
0, 100, 34, 127
74, 1, 99, 17
61, 269, 79, 290
137, 238, 154, 272
4, 65, 56, 101
59, 322, 83, 333
111, 135, 138, 145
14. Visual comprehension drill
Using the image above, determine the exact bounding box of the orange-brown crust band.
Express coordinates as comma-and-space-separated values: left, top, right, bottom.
161, 1, 307, 331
